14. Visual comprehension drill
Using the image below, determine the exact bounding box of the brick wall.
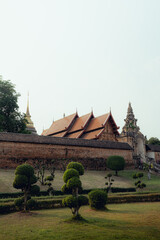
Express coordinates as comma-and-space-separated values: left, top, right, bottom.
0, 140, 133, 170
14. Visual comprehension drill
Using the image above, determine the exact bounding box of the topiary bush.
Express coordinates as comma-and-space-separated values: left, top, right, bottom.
63, 168, 79, 183
132, 172, 146, 191
106, 155, 125, 176
67, 162, 84, 175
88, 189, 107, 210
62, 162, 86, 219
13, 163, 40, 212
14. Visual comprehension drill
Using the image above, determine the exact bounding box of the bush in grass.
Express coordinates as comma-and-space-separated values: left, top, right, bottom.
27, 199, 37, 210
62, 162, 87, 219
45, 175, 54, 181
88, 189, 107, 210
106, 156, 125, 176
13, 163, 40, 212
133, 172, 146, 191
105, 173, 114, 193
14, 197, 24, 210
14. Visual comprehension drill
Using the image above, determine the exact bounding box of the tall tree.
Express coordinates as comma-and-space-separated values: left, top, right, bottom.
147, 137, 160, 145
0, 77, 28, 133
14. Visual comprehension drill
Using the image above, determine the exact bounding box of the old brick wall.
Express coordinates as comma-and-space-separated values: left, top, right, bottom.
0, 141, 133, 170
155, 152, 160, 163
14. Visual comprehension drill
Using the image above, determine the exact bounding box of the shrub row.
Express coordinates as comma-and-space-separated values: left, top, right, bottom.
107, 193, 160, 204
0, 193, 160, 214
0, 187, 136, 199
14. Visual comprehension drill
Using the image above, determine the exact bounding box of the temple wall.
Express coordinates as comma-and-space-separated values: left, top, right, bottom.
155, 152, 160, 163
0, 141, 133, 170
99, 122, 117, 141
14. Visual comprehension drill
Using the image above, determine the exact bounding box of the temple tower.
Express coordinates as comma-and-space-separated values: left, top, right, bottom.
119, 102, 146, 166
25, 94, 37, 134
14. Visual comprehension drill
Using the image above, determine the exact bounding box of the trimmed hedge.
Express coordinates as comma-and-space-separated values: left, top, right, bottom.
0, 187, 136, 199
0, 193, 160, 214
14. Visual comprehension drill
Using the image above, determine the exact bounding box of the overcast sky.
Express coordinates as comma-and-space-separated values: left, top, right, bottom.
0, 0, 160, 139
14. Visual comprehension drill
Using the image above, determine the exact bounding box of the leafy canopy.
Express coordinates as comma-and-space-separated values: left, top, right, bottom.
0, 77, 28, 133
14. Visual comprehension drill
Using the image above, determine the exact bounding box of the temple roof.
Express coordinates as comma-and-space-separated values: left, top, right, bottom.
42, 111, 119, 140
44, 113, 78, 136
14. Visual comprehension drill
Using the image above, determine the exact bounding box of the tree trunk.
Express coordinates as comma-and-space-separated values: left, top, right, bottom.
24, 190, 28, 212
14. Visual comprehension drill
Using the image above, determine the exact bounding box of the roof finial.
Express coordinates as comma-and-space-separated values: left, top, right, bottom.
76, 108, 78, 114
26, 92, 30, 116
91, 107, 93, 113
63, 113, 65, 118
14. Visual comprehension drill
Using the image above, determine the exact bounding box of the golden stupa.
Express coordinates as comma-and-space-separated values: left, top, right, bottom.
25, 94, 37, 134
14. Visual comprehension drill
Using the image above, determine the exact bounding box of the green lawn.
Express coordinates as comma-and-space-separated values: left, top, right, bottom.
0, 202, 160, 240
0, 169, 160, 193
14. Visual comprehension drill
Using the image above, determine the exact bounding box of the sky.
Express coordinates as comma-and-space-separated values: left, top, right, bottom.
0, 0, 160, 139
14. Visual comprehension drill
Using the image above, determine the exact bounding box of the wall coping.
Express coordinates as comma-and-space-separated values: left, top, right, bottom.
0, 132, 132, 151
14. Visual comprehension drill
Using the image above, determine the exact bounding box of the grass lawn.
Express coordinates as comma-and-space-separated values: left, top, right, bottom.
0, 202, 160, 240
0, 169, 160, 193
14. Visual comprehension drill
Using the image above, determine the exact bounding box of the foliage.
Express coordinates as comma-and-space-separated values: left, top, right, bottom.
66, 177, 82, 190
67, 162, 84, 175
106, 155, 125, 176
62, 162, 86, 219
63, 168, 79, 183
14, 197, 24, 210
105, 173, 114, 192
33, 159, 55, 185
27, 199, 37, 210
88, 189, 107, 209
13, 163, 40, 212
0, 77, 28, 133
147, 137, 160, 145
133, 172, 146, 191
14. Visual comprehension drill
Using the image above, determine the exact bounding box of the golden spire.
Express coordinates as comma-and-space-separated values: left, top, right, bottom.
25, 93, 37, 134
26, 92, 30, 117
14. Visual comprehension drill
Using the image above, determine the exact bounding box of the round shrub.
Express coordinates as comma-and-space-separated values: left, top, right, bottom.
137, 172, 144, 178
14, 197, 24, 209
88, 190, 107, 209
30, 185, 40, 196
13, 175, 28, 189
27, 199, 37, 210
78, 195, 88, 207
62, 196, 78, 209
45, 175, 54, 181
15, 164, 34, 177
63, 168, 79, 183
66, 177, 82, 190
107, 156, 125, 175
67, 162, 84, 175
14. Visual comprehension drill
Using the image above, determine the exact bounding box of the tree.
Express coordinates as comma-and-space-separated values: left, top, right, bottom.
62, 162, 88, 220
106, 155, 125, 176
105, 173, 114, 192
147, 137, 160, 145
13, 163, 40, 212
133, 172, 146, 191
0, 77, 28, 133
33, 159, 55, 185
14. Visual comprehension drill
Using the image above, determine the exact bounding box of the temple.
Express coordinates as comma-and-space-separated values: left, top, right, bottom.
42, 111, 120, 141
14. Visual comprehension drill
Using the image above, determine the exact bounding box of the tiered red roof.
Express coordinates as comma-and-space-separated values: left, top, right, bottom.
42, 111, 119, 140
